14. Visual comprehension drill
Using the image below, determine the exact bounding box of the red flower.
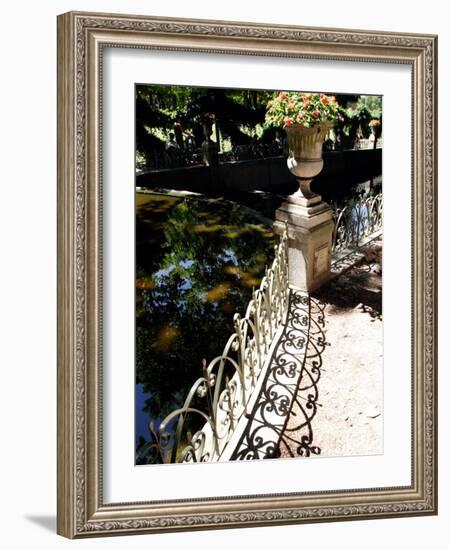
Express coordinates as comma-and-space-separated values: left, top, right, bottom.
284, 116, 293, 126
321, 96, 329, 106
279, 91, 287, 100
312, 110, 319, 118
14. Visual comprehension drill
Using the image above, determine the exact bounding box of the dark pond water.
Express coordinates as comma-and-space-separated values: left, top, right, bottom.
135, 192, 275, 463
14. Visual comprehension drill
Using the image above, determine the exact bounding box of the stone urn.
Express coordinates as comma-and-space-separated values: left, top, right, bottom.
285, 122, 331, 202
201, 116, 219, 168
274, 121, 334, 292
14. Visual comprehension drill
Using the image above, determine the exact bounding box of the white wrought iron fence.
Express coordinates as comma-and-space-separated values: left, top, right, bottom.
138, 226, 289, 464
353, 138, 383, 150
332, 193, 382, 253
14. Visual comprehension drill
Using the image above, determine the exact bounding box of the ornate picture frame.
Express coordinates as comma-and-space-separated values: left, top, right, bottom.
57, 11, 437, 538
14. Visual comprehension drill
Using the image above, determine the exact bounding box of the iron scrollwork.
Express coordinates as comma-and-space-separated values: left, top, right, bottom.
229, 291, 326, 461
332, 193, 382, 252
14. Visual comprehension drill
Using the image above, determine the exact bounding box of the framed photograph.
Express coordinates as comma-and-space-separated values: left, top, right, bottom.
57, 11, 438, 538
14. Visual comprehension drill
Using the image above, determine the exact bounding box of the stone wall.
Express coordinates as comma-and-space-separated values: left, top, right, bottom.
136, 148, 382, 200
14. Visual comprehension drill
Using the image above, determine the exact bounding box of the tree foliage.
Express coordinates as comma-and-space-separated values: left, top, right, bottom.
135, 85, 383, 165
136, 84, 278, 162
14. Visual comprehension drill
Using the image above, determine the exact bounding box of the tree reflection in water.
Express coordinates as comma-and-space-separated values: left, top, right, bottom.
135, 192, 275, 462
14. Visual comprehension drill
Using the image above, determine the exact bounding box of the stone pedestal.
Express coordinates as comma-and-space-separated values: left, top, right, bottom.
274, 194, 334, 292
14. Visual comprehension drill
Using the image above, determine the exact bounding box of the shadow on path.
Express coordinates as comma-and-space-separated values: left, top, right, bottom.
315, 263, 382, 322
229, 290, 328, 460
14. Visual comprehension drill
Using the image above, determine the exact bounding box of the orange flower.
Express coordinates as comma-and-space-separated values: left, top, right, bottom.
284, 116, 293, 126
279, 91, 287, 100
321, 96, 329, 106
303, 99, 310, 108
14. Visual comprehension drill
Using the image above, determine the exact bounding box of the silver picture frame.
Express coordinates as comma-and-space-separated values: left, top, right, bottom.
57, 11, 438, 538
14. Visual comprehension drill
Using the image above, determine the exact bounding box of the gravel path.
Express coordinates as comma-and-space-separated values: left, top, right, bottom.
279, 256, 383, 458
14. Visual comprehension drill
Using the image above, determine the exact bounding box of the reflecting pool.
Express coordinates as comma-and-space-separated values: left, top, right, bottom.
135, 192, 275, 463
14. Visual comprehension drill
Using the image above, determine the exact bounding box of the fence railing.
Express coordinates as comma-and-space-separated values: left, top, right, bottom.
137, 142, 286, 171
332, 193, 382, 253
353, 138, 383, 150
138, 226, 289, 464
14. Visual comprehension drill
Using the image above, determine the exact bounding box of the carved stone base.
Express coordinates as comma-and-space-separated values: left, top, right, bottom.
274, 199, 334, 292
